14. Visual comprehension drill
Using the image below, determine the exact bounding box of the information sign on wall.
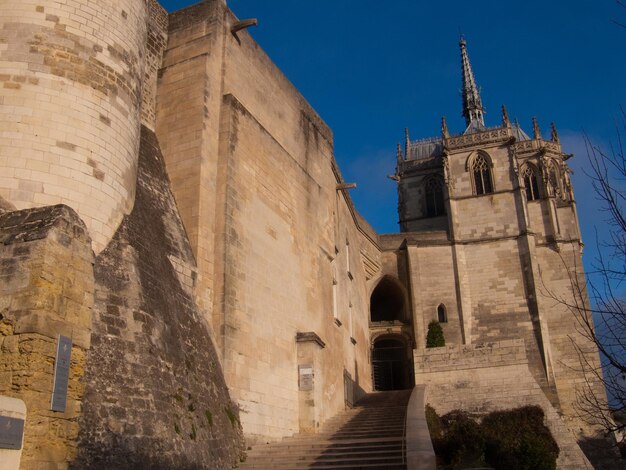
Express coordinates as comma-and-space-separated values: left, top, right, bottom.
51, 335, 72, 412
298, 365, 314, 391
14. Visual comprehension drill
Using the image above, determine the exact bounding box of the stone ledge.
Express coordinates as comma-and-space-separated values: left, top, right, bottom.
414, 339, 527, 372
0, 204, 91, 247
405, 385, 436, 470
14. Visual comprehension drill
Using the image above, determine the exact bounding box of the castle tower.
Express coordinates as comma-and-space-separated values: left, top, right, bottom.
0, 0, 148, 253
391, 38, 606, 440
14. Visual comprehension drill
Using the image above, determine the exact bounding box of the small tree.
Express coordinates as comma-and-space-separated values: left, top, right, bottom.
426, 320, 445, 348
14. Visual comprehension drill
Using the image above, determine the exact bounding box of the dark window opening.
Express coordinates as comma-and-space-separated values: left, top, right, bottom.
523, 166, 540, 201
437, 304, 447, 323
370, 278, 405, 322
372, 338, 414, 391
425, 177, 446, 217
472, 154, 493, 195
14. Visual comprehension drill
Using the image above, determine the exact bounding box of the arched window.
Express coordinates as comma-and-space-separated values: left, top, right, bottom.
522, 165, 540, 201
468, 153, 494, 195
437, 304, 447, 323
546, 160, 562, 199
424, 176, 446, 217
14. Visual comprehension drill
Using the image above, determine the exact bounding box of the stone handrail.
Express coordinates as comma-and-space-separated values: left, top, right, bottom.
405, 385, 436, 470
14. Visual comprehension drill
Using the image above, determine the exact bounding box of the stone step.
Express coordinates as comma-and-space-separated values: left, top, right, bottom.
255, 436, 404, 447
241, 391, 409, 469
241, 463, 406, 470
246, 446, 403, 459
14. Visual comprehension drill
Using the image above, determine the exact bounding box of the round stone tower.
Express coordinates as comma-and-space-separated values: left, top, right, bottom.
0, 0, 148, 253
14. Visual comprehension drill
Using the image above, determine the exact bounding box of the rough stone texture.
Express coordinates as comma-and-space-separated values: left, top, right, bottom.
72, 126, 245, 469
0, 204, 94, 469
0, 0, 148, 253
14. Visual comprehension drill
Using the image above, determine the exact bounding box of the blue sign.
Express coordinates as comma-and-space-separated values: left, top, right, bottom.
51, 335, 72, 412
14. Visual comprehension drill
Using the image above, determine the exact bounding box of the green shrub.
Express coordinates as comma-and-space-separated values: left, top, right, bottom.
426, 320, 445, 348
481, 406, 559, 470
439, 410, 485, 469
426, 405, 559, 470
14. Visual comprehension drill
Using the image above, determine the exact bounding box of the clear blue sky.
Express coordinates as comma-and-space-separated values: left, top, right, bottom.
161, 1, 625, 281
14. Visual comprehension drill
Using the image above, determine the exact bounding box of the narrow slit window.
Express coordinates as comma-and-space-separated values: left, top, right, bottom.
437, 304, 447, 323
425, 177, 446, 217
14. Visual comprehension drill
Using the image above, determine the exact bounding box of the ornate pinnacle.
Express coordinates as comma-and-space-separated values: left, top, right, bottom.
550, 122, 559, 144
396, 143, 403, 163
441, 116, 450, 138
460, 36, 485, 129
501, 105, 510, 127
404, 128, 410, 160
532, 117, 542, 140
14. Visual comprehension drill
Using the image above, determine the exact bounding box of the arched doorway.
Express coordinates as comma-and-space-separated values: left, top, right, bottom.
370, 276, 406, 323
371, 336, 414, 391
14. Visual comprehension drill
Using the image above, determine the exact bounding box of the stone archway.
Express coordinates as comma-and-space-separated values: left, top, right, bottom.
370, 276, 407, 323
371, 335, 414, 391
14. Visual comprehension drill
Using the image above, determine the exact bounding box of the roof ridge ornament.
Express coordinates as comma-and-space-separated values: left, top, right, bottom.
550, 122, 560, 144
532, 117, 542, 140
460, 37, 485, 131
501, 105, 510, 127
404, 128, 410, 159
441, 116, 450, 138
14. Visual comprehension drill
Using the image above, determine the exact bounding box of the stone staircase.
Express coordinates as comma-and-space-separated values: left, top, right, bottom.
239, 390, 411, 469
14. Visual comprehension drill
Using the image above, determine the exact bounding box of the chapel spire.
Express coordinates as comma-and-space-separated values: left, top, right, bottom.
460, 36, 485, 131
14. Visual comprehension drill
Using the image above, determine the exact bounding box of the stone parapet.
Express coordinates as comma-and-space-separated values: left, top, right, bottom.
414, 339, 527, 373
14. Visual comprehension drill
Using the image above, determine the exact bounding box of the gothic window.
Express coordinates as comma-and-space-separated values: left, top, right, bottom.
522, 165, 540, 201
437, 304, 447, 323
546, 160, 562, 199
468, 152, 494, 195
424, 176, 446, 217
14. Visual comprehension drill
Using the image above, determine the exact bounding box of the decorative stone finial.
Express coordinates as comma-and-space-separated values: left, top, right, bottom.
550, 122, 559, 144
460, 37, 485, 130
404, 128, 410, 160
501, 105, 510, 127
441, 116, 450, 138
532, 117, 541, 140
396, 143, 403, 163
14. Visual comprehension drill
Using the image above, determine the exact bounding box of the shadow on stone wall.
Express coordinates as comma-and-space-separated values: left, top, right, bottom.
578, 435, 623, 470
71, 126, 245, 469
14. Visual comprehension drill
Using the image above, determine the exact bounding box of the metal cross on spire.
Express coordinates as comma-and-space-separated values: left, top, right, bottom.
460, 36, 485, 132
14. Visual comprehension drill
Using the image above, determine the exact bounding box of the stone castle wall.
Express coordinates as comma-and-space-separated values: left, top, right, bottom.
0, 0, 148, 253
0, 205, 94, 468
72, 126, 245, 469
154, 1, 376, 443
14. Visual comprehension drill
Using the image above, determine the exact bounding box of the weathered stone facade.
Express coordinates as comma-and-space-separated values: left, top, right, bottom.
0, 0, 611, 469
0, 205, 93, 468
